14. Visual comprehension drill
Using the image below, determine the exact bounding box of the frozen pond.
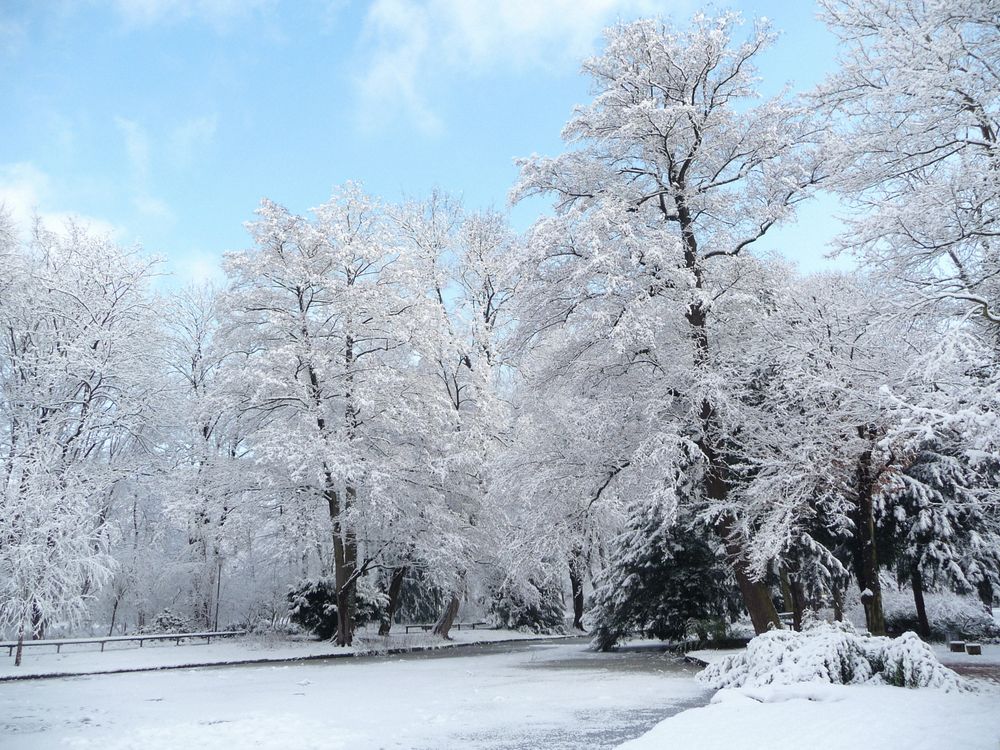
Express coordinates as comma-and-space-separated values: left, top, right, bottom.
1, 639, 711, 749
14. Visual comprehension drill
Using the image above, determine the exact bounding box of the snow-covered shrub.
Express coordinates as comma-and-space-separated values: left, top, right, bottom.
699, 622, 969, 692
140, 609, 189, 634
287, 576, 387, 640
488, 574, 565, 634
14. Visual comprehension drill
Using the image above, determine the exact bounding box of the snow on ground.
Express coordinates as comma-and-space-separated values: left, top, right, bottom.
616, 681, 1000, 750
0, 641, 709, 749
0, 628, 561, 680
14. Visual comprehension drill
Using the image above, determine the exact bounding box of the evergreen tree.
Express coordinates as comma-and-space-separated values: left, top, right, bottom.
590, 502, 732, 651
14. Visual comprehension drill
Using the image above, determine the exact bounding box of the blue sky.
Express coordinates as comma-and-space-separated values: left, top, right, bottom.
0, 1, 849, 284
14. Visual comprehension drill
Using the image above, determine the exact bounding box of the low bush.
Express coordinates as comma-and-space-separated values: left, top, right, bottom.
698, 621, 969, 692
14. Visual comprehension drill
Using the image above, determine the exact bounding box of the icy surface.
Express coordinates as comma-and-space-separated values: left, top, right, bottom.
0, 640, 709, 749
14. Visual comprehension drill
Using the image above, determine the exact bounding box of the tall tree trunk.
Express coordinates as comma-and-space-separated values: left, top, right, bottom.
433, 594, 461, 639
714, 513, 780, 634
379, 565, 407, 636
327, 485, 354, 647
679, 214, 779, 635
853, 424, 886, 636
569, 547, 586, 631
911, 566, 930, 639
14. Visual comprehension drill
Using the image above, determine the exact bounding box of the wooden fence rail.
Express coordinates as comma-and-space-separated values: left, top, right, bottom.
1, 630, 246, 657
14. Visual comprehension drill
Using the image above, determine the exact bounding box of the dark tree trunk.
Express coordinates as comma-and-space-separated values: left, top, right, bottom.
379, 566, 407, 636
674, 191, 781, 636
911, 566, 930, 639
569, 549, 586, 631
975, 578, 994, 611
714, 514, 780, 634
852, 425, 886, 636
832, 585, 844, 622
779, 568, 794, 617
108, 595, 121, 637
433, 594, 461, 639
789, 579, 805, 632
328, 485, 355, 648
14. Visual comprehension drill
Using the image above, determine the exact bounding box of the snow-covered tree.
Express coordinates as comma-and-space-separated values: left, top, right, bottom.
511, 12, 825, 633
819, 0, 1000, 337
0, 218, 160, 663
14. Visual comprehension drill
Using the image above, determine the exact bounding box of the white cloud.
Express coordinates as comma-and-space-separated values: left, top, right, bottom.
0, 162, 121, 238
355, 0, 677, 133
115, 117, 180, 221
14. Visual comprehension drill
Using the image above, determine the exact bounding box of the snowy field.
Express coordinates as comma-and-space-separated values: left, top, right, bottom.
0, 640, 710, 749
4, 637, 1000, 749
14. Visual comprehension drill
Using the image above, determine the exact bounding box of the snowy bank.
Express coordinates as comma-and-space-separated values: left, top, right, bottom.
615, 682, 1000, 750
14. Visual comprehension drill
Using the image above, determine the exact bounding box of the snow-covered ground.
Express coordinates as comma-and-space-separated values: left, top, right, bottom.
622, 640, 1000, 750
0, 628, 563, 680
617, 682, 1000, 750
0, 640, 709, 749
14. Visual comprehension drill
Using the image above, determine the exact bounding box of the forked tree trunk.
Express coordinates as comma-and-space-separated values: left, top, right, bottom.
433, 594, 461, 639
379, 566, 407, 636
911, 566, 930, 639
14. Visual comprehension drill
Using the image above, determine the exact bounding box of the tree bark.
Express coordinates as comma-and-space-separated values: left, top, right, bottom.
327, 485, 354, 647
14, 622, 24, 667
852, 424, 886, 636
911, 566, 930, 639
379, 565, 407, 636
569, 548, 586, 631
789, 579, 805, 632
832, 584, 844, 622
714, 513, 780, 634
433, 594, 461, 639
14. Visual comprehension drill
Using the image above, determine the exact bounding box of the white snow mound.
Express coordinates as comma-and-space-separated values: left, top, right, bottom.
698, 622, 970, 692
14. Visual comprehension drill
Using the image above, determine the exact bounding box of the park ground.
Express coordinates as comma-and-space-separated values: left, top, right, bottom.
2, 636, 999, 749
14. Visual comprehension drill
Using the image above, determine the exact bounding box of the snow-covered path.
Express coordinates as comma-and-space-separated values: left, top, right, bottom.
0, 640, 710, 749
